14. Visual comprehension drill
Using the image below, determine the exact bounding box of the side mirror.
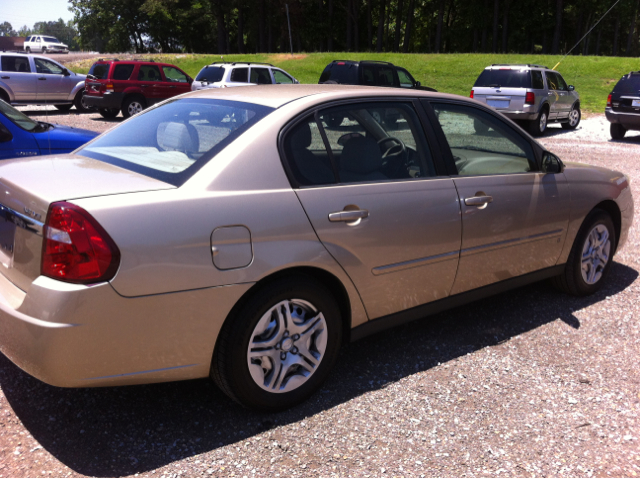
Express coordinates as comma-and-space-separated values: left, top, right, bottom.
0, 124, 12, 143
567, 85, 575, 91
415, 80, 421, 87
541, 152, 564, 174
63, 69, 71, 76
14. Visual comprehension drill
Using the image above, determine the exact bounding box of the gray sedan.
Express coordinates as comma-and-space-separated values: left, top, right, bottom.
0, 86, 633, 410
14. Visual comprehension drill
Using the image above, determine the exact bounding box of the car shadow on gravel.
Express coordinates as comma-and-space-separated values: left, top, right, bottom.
0, 261, 637, 477
20, 109, 94, 117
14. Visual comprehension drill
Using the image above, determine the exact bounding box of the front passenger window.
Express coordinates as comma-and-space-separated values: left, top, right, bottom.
432, 103, 536, 176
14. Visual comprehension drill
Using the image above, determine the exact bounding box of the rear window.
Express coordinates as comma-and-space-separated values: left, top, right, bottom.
88, 63, 110, 80
113, 64, 135, 80
612, 74, 640, 95
319, 64, 358, 84
474, 69, 533, 88
196, 66, 225, 83
78, 98, 274, 187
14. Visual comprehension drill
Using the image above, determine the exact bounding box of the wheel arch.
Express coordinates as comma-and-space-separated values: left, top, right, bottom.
0, 85, 14, 103
592, 200, 622, 252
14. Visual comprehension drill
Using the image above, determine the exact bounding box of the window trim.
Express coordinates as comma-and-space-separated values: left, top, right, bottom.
420, 99, 544, 176
277, 96, 449, 189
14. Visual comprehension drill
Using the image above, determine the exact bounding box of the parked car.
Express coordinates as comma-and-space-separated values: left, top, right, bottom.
83, 59, 193, 119
470, 64, 581, 136
0, 85, 632, 411
318, 60, 436, 127
191, 62, 299, 91
0, 100, 97, 160
0, 53, 89, 112
606, 71, 640, 140
23, 35, 69, 54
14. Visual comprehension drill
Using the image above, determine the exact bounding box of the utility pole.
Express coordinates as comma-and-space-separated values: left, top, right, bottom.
286, 4, 293, 56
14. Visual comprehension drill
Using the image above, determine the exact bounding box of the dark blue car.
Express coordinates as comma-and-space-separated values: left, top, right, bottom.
0, 101, 98, 160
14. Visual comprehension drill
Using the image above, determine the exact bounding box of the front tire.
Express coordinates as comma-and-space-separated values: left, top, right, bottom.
122, 96, 146, 118
551, 209, 616, 296
25, 47, 31, 53
74, 90, 91, 112
527, 107, 548, 136
562, 104, 581, 130
610, 123, 627, 140
98, 108, 119, 119
211, 275, 342, 411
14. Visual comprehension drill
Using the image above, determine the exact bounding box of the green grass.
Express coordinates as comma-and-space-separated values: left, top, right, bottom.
65, 52, 637, 113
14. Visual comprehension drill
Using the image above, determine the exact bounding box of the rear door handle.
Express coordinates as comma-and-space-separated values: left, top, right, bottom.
1, 76, 9, 79
464, 195, 493, 207
328, 209, 369, 223
38, 77, 46, 81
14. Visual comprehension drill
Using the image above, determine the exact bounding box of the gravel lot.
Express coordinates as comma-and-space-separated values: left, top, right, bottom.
0, 111, 638, 478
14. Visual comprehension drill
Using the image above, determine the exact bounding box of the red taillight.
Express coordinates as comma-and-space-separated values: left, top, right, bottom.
525, 92, 535, 105
42, 202, 120, 284
470, 90, 474, 99
607, 94, 612, 107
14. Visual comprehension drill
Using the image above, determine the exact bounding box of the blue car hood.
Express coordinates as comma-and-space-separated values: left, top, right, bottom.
33, 124, 99, 153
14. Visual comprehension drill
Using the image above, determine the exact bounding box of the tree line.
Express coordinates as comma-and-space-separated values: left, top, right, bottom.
10, 0, 636, 56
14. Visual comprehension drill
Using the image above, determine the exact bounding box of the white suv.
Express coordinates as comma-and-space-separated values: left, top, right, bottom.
24, 35, 69, 54
191, 62, 299, 91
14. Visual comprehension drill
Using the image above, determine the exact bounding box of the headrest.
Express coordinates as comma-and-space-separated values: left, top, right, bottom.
290, 122, 312, 150
160, 122, 196, 151
340, 136, 383, 174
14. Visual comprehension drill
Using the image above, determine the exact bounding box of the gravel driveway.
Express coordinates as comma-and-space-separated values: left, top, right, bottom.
0, 111, 638, 478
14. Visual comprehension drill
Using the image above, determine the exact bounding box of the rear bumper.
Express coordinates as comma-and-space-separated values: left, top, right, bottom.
83, 92, 124, 110
605, 108, 640, 130
0, 273, 252, 387
500, 111, 539, 121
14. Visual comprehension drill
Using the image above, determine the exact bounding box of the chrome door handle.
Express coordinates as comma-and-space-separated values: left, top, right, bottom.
0, 76, 9, 79
38, 77, 46, 80
328, 209, 369, 223
464, 195, 493, 206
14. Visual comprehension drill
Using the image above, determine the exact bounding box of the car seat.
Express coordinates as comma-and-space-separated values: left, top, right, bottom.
289, 122, 334, 185
339, 135, 387, 183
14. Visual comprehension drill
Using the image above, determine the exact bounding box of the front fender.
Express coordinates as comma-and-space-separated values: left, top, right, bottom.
67, 80, 85, 101
0, 81, 16, 102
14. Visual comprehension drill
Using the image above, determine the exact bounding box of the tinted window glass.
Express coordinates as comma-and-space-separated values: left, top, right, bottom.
397, 68, 415, 88
612, 73, 640, 95
432, 103, 535, 176
0, 99, 40, 132
1, 56, 31, 73
89, 63, 110, 79
474, 69, 533, 88
377, 66, 395, 86
531, 70, 544, 89
163, 66, 188, 82
250, 67, 272, 84
319, 64, 358, 84
79, 99, 274, 187
138, 65, 161, 81
230, 68, 248, 82
283, 116, 336, 186
361, 65, 376, 86
34, 58, 64, 74
554, 72, 568, 91
545, 71, 567, 91
273, 70, 293, 84
113, 64, 135, 80
318, 102, 435, 183
196, 66, 225, 82
43, 37, 60, 43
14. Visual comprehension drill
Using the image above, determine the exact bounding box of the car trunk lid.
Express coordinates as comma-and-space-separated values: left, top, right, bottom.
0, 154, 173, 292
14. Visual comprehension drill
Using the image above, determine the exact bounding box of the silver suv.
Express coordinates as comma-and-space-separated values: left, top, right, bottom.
191, 62, 299, 91
471, 64, 580, 136
0, 53, 88, 112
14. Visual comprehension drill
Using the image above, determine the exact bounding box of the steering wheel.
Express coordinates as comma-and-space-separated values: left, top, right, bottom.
377, 136, 406, 158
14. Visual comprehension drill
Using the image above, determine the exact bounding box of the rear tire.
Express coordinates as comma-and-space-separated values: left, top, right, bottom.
211, 275, 342, 411
98, 108, 119, 119
122, 96, 146, 118
41, 46, 47, 54
527, 107, 548, 136
551, 209, 616, 296
561, 104, 581, 130
74, 90, 91, 112
610, 123, 627, 140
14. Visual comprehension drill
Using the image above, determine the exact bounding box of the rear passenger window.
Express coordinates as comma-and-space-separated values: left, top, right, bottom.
283, 116, 336, 186
113, 64, 134, 80
531, 70, 544, 89
1, 56, 31, 73
137, 65, 161, 81
230, 68, 248, 82
432, 102, 536, 176
250, 68, 272, 84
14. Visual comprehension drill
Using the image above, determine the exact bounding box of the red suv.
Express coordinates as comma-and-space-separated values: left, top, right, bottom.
83, 59, 193, 119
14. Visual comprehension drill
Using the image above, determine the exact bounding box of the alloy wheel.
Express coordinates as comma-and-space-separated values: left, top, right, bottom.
539, 111, 547, 133
247, 299, 328, 393
569, 108, 580, 127
127, 101, 144, 116
581, 224, 611, 285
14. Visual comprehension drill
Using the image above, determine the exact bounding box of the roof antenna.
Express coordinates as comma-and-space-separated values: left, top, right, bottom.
552, 0, 621, 70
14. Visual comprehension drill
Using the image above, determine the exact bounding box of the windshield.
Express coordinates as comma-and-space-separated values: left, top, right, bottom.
0, 100, 43, 132
79, 98, 274, 186
43, 36, 61, 43
474, 69, 532, 88
196, 66, 225, 83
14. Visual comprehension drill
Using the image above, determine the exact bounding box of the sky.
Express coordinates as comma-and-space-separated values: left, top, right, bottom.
1, 0, 74, 30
